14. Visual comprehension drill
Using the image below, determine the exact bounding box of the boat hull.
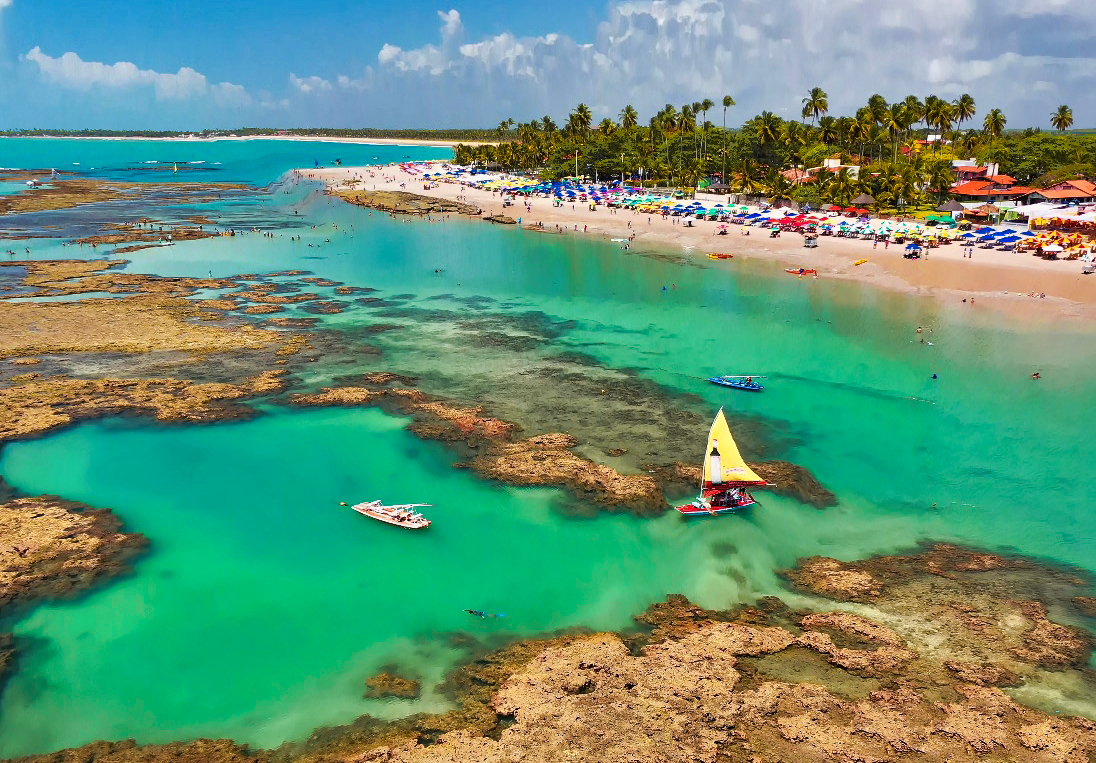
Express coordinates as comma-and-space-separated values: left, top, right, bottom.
675, 497, 757, 516
708, 377, 764, 391
351, 502, 431, 529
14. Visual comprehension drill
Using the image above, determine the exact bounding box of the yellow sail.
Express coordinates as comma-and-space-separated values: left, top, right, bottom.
701, 408, 766, 486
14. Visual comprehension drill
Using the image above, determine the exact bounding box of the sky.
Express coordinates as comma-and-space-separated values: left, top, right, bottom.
0, 0, 1094, 130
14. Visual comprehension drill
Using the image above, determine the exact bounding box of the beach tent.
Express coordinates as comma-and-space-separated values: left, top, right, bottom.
850, 193, 876, 207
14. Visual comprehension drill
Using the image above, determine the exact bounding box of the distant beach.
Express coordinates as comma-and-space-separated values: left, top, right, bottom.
311, 161, 1096, 321
6, 134, 483, 148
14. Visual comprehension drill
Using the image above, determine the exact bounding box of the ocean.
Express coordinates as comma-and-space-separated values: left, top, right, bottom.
0, 138, 1094, 756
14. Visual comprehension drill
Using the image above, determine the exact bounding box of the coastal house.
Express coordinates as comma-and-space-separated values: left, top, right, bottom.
952, 161, 999, 184
951, 174, 1034, 203
1026, 179, 1096, 204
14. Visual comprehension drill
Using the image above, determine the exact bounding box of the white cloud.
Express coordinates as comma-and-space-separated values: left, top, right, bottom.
21, 46, 251, 106
0, 0, 12, 10
289, 73, 332, 94
338, 0, 1096, 128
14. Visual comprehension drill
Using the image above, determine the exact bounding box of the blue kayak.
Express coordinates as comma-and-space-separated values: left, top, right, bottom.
708, 376, 764, 391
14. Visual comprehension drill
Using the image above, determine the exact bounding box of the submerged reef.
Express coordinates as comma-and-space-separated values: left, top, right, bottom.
290, 377, 833, 516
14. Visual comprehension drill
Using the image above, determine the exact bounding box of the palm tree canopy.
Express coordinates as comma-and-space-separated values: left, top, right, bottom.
619, 105, 638, 129
982, 109, 1006, 138
802, 87, 829, 123
1051, 105, 1074, 132
722, 94, 735, 109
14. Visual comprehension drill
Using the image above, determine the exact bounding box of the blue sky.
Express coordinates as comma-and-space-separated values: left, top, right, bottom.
1, 0, 1094, 130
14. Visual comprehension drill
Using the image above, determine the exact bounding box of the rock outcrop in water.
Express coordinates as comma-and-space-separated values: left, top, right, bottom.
266, 545, 1096, 763
0, 371, 286, 444
364, 672, 422, 700
9, 738, 267, 763
0, 496, 147, 615
333, 191, 481, 217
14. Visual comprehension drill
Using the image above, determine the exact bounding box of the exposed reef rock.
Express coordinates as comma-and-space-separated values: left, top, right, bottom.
333, 191, 481, 217
0, 371, 286, 444
73, 222, 217, 252
18, 546, 1096, 763
364, 672, 422, 700
9, 738, 268, 763
288, 560, 1096, 763
289, 378, 836, 515
0, 178, 249, 217
471, 434, 665, 515
0, 496, 147, 614
483, 214, 516, 225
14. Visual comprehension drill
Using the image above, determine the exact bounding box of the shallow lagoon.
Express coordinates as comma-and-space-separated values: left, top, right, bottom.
2, 141, 1096, 756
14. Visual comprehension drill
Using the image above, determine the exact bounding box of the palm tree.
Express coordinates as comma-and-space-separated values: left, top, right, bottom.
867, 94, 889, 126
953, 94, 976, 138
598, 118, 616, 138
818, 116, 839, 146
982, 109, 1006, 140
690, 101, 702, 160
721, 94, 735, 182
700, 98, 714, 160
1051, 105, 1074, 132
570, 103, 593, 141
755, 111, 782, 152
496, 118, 514, 138
619, 105, 638, 130
678, 105, 695, 166
802, 87, 829, 125
925, 159, 956, 202
541, 116, 558, 142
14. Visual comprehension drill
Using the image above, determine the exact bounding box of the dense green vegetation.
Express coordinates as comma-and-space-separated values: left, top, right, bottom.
454, 96, 1094, 210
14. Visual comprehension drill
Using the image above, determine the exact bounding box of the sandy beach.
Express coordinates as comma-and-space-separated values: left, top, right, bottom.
310, 163, 1096, 321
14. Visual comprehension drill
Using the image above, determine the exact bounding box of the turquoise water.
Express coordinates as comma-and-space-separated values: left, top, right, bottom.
0, 137, 450, 186
2, 140, 1096, 756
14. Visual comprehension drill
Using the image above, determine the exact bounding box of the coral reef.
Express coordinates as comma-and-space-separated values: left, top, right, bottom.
364, 672, 422, 700
0, 371, 285, 444
333, 191, 480, 217
0, 496, 147, 614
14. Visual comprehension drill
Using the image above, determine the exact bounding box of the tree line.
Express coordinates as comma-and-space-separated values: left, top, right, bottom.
453, 93, 1086, 210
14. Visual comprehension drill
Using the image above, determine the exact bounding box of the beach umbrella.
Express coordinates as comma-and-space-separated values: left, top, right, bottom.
851, 193, 876, 206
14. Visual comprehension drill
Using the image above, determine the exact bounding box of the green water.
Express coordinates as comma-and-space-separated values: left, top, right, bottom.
3, 143, 1096, 756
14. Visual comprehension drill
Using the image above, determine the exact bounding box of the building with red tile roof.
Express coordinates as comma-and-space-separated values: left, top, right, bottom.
1026, 179, 1096, 203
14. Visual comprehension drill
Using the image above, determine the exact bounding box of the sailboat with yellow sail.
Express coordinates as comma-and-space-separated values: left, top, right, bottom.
675, 407, 771, 517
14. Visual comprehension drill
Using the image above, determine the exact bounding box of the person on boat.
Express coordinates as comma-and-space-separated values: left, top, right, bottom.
465, 609, 487, 618
745, 376, 753, 384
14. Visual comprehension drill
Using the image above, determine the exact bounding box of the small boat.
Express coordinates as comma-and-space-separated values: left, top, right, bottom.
707, 252, 733, 260
853, 258, 868, 266
708, 375, 764, 391
785, 267, 817, 275
349, 500, 432, 529
676, 408, 771, 517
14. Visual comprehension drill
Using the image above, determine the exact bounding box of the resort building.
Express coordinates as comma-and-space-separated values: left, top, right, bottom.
1025, 179, 1096, 204
951, 174, 1034, 203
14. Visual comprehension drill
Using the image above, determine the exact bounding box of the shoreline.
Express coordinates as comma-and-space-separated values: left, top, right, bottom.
2, 135, 477, 148
310, 163, 1096, 321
